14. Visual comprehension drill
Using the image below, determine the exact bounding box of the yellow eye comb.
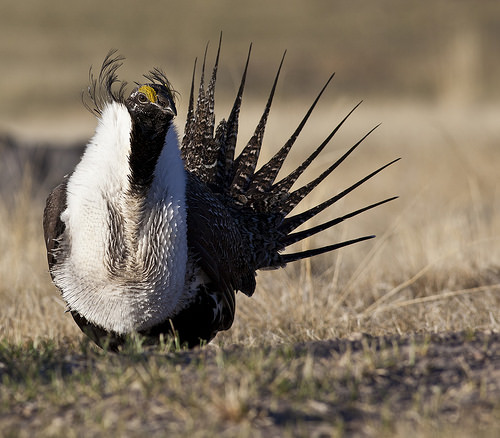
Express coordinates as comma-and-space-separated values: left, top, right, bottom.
138, 85, 158, 103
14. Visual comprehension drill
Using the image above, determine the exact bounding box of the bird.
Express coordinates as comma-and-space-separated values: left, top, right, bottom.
43, 41, 398, 350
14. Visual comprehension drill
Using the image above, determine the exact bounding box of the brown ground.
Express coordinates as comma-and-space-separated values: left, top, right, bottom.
1, 331, 499, 437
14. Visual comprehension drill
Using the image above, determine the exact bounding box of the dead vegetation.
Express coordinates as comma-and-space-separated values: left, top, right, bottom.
1, 102, 500, 436
1, 1, 500, 436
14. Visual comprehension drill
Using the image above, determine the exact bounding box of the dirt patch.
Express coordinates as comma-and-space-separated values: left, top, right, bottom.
288, 331, 500, 435
208, 330, 500, 435
1, 330, 499, 436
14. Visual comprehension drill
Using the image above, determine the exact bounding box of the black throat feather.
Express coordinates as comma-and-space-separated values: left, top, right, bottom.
127, 117, 170, 196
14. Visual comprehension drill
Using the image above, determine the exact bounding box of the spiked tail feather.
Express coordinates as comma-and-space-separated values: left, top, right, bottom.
222, 44, 252, 189
280, 125, 382, 215
182, 37, 225, 185
249, 72, 336, 196
271, 100, 361, 196
182, 58, 197, 151
277, 235, 376, 266
282, 196, 398, 248
281, 158, 400, 237
183, 43, 397, 276
230, 52, 286, 197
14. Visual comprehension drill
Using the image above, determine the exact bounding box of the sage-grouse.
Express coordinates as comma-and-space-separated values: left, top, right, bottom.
43, 44, 397, 350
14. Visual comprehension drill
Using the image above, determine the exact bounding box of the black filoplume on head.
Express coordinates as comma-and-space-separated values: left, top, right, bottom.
125, 83, 177, 193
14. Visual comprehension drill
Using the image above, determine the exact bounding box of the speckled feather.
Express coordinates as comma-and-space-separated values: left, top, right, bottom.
44, 41, 397, 350
181, 39, 398, 270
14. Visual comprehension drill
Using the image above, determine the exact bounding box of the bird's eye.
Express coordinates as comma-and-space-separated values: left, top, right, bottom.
138, 93, 148, 103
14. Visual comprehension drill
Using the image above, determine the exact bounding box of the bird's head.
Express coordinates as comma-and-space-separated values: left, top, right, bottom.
123, 82, 180, 193
125, 83, 177, 134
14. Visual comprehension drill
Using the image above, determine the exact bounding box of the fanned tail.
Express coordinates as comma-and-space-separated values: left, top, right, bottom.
181, 41, 397, 271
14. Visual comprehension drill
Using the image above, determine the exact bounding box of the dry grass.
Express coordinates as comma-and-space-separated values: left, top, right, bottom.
2, 102, 499, 345
1, 103, 500, 436
222, 102, 500, 346
1, 1, 500, 435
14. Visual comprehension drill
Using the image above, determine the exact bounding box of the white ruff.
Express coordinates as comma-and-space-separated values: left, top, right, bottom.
53, 102, 190, 334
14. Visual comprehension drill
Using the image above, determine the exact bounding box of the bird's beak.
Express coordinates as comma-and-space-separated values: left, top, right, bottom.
163, 101, 177, 117
153, 86, 177, 118
156, 93, 177, 118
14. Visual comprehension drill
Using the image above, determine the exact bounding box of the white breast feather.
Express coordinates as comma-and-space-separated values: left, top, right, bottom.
53, 102, 190, 334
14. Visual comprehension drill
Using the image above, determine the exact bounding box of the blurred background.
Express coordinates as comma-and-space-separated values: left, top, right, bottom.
1, 0, 499, 341
1, 0, 499, 137
1, 0, 499, 199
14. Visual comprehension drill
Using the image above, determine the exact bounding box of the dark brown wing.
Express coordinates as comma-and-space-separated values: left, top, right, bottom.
185, 173, 256, 330
43, 179, 68, 274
